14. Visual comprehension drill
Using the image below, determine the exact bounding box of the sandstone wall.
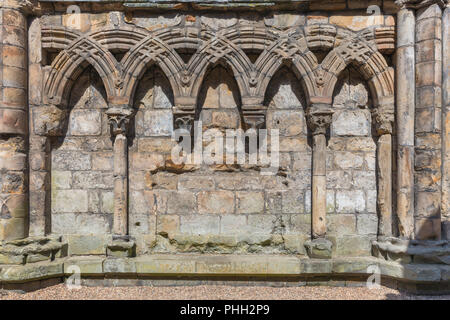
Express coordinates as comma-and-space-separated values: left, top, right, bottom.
0, 0, 446, 259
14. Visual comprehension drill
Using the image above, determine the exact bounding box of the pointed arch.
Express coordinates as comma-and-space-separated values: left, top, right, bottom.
320, 40, 394, 107
186, 35, 255, 107
251, 29, 320, 105
119, 35, 185, 107
43, 36, 120, 107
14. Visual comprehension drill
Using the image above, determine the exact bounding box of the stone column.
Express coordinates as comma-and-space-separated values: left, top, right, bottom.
0, 1, 29, 240
306, 104, 333, 239
442, 3, 450, 240
106, 108, 132, 237
414, 3, 443, 240
372, 103, 395, 238
396, 5, 416, 238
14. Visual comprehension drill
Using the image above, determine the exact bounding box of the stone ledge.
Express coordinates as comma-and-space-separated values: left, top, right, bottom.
372, 238, 450, 265
1, 254, 449, 288
0, 236, 67, 265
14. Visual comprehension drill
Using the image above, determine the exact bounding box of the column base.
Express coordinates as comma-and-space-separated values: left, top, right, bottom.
0, 236, 67, 265
107, 237, 136, 258
304, 238, 333, 259
372, 237, 450, 264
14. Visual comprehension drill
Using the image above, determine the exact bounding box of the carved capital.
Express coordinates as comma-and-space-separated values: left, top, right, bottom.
242, 105, 266, 130
106, 107, 133, 136
173, 105, 195, 132
306, 104, 333, 136
372, 104, 395, 135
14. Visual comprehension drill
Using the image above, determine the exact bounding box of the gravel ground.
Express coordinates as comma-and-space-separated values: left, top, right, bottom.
1, 284, 449, 300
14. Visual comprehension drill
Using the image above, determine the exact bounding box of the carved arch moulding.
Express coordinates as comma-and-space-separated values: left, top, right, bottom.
41, 22, 394, 132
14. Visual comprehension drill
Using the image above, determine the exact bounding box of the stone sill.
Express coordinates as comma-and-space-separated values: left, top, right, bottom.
37, 0, 314, 11
1, 254, 449, 288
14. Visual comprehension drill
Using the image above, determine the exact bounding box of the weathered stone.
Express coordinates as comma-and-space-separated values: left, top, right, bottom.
304, 238, 333, 259
198, 191, 234, 214
64, 234, 109, 255
107, 240, 136, 258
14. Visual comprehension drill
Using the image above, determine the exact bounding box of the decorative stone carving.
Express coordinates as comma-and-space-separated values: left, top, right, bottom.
106, 108, 133, 136
306, 104, 333, 136
371, 104, 395, 136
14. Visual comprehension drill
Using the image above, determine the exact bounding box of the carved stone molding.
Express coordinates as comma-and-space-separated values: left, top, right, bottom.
395, 0, 447, 9
106, 108, 133, 136
372, 104, 395, 136
306, 104, 333, 136
173, 105, 195, 131
242, 105, 267, 130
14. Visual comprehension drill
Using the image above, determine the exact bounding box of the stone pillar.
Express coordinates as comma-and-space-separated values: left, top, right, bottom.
442, 3, 450, 240
0, 1, 29, 240
106, 107, 132, 237
396, 5, 416, 238
306, 104, 333, 239
414, 3, 443, 240
372, 102, 395, 238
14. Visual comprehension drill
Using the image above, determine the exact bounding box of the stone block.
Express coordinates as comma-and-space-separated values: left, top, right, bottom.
282, 190, 305, 214
327, 214, 356, 235
51, 190, 88, 213
64, 257, 104, 275
0, 109, 27, 135
52, 213, 111, 234
330, 14, 383, 31
104, 258, 136, 274
107, 240, 136, 258
135, 255, 196, 274
52, 151, 91, 171
267, 110, 306, 136
72, 171, 114, 190
178, 176, 215, 191
333, 152, 364, 170
332, 110, 370, 137
157, 215, 180, 237
198, 191, 235, 214
220, 215, 247, 235
166, 191, 196, 214
335, 235, 372, 257
180, 215, 220, 235
141, 110, 173, 136
92, 153, 113, 171
356, 214, 378, 235
352, 171, 376, 190
51, 171, 71, 190
0, 262, 64, 282
101, 191, 114, 214
246, 215, 274, 235
64, 234, 109, 255
335, 190, 365, 213
69, 109, 101, 136
236, 191, 264, 214
415, 218, 441, 240
304, 238, 333, 259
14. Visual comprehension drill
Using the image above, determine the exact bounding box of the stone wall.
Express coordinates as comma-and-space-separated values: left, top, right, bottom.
0, 0, 448, 263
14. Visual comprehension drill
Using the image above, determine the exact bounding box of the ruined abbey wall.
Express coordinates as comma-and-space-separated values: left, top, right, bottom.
0, 1, 449, 289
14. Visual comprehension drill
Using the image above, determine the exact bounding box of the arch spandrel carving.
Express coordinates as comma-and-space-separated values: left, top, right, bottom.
41, 22, 393, 123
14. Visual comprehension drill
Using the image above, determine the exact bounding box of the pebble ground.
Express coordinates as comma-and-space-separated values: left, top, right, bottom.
1, 284, 449, 300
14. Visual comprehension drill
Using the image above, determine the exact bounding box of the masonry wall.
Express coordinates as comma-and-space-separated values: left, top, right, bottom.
23, 6, 395, 257
0, 0, 440, 260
